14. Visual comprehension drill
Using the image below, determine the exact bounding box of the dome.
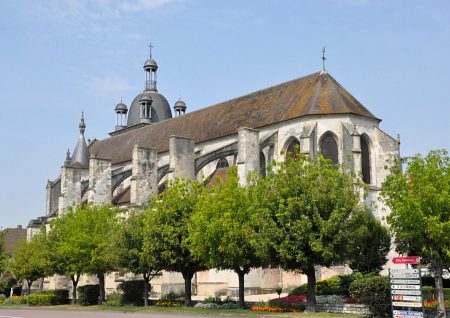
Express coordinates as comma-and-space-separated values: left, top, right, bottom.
143, 58, 158, 70
127, 91, 172, 127
115, 102, 128, 113
174, 100, 187, 109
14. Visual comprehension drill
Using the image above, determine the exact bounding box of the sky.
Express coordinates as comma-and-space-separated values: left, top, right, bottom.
0, 0, 449, 229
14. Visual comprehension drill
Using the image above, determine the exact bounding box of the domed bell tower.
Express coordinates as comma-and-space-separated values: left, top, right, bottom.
144, 43, 158, 91
115, 99, 128, 131
139, 92, 153, 124
174, 98, 187, 116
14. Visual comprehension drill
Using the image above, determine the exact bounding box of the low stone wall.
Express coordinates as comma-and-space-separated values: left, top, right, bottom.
316, 303, 370, 315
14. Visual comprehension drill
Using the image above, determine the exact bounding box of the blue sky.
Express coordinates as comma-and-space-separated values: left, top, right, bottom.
0, 0, 449, 229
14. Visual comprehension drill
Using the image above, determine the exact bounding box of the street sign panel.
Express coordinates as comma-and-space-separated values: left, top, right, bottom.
392, 295, 422, 302
393, 310, 423, 317
393, 301, 422, 307
391, 284, 421, 290
390, 273, 420, 279
392, 256, 421, 264
392, 290, 422, 296
391, 279, 420, 284
390, 269, 419, 274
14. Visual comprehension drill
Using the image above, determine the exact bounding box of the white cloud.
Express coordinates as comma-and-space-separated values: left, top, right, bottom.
120, 0, 182, 12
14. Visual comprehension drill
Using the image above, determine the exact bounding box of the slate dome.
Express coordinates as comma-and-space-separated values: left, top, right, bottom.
127, 91, 172, 127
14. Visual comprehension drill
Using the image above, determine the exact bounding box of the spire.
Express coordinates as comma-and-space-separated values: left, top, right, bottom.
64, 149, 71, 165
79, 110, 86, 134
69, 112, 90, 168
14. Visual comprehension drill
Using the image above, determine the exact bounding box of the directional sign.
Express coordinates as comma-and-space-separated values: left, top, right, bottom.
392, 256, 420, 264
390, 273, 420, 279
393, 310, 423, 317
390, 269, 419, 274
391, 284, 421, 290
392, 290, 422, 296
392, 295, 422, 302
393, 301, 422, 307
391, 279, 420, 284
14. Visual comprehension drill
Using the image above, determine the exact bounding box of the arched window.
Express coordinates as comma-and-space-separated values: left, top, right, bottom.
260, 152, 266, 177
216, 157, 229, 170
285, 138, 300, 159
320, 132, 338, 165
361, 135, 371, 184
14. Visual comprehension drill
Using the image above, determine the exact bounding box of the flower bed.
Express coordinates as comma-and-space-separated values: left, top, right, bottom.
250, 305, 301, 312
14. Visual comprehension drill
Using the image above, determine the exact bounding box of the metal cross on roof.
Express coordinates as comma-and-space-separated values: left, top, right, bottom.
149, 43, 153, 58
321, 47, 327, 72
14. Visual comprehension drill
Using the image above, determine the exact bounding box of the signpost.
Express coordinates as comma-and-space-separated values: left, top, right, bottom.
389, 257, 424, 318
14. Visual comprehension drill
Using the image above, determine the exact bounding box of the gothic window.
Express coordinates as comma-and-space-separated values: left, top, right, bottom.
285, 138, 300, 159
320, 132, 338, 165
361, 135, 371, 184
260, 151, 266, 177
216, 157, 229, 170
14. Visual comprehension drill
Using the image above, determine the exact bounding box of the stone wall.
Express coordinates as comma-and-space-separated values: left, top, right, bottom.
316, 303, 369, 315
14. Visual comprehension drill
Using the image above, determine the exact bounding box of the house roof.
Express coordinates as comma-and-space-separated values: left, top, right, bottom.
90, 71, 378, 164
2, 227, 26, 254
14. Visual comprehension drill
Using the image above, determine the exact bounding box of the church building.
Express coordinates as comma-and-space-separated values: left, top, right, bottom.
28, 49, 400, 296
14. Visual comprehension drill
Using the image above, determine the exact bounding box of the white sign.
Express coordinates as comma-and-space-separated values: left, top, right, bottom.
393, 310, 423, 317
392, 295, 422, 302
390, 273, 420, 279
393, 301, 422, 307
392, 290, 422, 296
391, 285, 421, 290
391, 279, 420, 284
390, 269, 419, 274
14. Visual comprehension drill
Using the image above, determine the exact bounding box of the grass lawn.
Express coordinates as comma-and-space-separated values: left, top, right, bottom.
0, 304, 366, 318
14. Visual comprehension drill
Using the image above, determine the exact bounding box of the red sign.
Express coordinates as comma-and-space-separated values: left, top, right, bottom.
392, 256, 420, 264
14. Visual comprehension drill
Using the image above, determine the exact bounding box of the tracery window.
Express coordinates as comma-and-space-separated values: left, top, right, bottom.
320, 132, 338, 165
361, 135, 371, 184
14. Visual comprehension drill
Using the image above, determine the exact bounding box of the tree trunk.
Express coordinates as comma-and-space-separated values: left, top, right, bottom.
70, 275, 79, 304
182, 271, 194, 307
26, 279, 32, 295
97, 273, 105, 305
143, 273, 149, 307
235, 269, 246, 309
305, 265, 317, 312
433, 260, 447, 318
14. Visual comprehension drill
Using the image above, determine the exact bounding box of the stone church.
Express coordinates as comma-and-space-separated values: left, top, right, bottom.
28, 50, 400, 296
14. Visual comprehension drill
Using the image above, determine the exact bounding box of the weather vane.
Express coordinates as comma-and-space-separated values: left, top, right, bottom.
321, 47, 327, 72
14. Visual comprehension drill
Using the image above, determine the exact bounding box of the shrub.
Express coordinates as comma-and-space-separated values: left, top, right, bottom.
26, 294, 57, 306
0, 294, 5, 304
118, 280, 145, 305
349, 275, 390, 318
422, 276, 450, 288
316, 276, 342, 295
289, 284, 307, 296
77, 284, 100, 306
3, 295, 26, 304
43, 289, 70, 305
103, 291, 123, 306
422, 286, 450, 301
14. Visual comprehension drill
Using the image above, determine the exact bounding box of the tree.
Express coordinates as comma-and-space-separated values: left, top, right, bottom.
143, 178, 206, 306
381, 150, 449, 318
48, 207, 93, 304
114, 211, 161, 306
7, 230, 53, 294
82, 204, 120, 304
254, 153, 365, 312
347, 211, 391, 274
189, 166, 262, 309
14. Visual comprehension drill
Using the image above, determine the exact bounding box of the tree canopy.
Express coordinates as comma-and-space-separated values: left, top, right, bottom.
381, 149, 449, 318
143, 178, 206, 306
189, 166, 261, 308
255, 153, 366, 312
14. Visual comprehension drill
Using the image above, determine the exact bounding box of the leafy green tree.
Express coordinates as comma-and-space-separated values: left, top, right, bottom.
189, 166, 262, 309
254, 153, 365, 312
113, 211, 161, 306
347, 211, 391, 274
381, 150, 449, 318
7, 230, 53, 294
48, 207, 93, 303
143, 178, 206, 306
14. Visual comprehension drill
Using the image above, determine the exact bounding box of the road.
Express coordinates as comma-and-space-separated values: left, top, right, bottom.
0, 308, 242, 318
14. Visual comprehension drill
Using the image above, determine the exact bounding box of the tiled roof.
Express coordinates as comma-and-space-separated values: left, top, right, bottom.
90, 72, 378, 164
2, 227, 26, 254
